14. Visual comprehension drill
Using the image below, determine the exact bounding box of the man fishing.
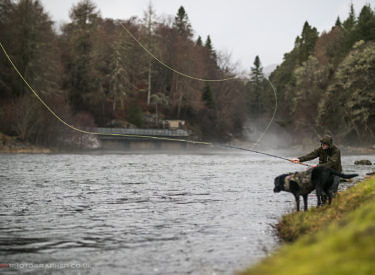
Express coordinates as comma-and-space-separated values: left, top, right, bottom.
291, 135, 342, 172
291, 135, 342, 196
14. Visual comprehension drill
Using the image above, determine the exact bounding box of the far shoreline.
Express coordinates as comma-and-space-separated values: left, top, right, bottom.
1, 132, 375, 156
1, 144, 375, 156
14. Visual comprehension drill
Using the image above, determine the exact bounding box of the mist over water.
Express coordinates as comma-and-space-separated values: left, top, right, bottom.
0, 152, 372, 274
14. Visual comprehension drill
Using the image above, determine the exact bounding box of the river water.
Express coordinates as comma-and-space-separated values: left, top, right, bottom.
0, 151, 373, 274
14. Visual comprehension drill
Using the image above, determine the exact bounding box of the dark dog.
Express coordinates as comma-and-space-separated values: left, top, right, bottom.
274, 166, 358, 211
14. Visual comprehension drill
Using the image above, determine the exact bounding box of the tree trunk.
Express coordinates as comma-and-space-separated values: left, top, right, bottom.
155, 103, 158, 125
147, 61, 152, 105
176, 80, 183, 119
177, 93, 183, 119
345, 111, 361, 139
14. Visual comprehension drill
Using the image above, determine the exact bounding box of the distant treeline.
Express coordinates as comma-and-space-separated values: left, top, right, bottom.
0, 0, 374, 148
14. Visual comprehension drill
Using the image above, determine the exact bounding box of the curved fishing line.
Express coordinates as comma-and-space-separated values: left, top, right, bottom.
1, 41, 309, 167
119, 22, 237, 82
252, 77, 278, 147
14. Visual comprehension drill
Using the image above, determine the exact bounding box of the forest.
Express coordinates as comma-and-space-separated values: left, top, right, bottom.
0, 0, 374, 149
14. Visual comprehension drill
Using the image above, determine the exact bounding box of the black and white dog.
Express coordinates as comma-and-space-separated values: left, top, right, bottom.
274, 166, 358, 211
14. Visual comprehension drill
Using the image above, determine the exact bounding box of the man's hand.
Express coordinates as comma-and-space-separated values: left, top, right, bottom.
290, 158, 300, 164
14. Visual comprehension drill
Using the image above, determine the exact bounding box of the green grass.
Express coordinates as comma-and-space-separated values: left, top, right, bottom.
240, 176, 375, 275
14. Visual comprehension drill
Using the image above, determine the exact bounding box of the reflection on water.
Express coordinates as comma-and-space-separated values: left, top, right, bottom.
0, 152, 372, 274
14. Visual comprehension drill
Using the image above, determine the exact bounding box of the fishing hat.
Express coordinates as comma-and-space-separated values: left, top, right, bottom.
320, 135, 333, 146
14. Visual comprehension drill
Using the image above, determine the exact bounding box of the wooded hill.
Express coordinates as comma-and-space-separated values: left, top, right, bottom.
0, 0, 374, 148
269, 4, 375, 145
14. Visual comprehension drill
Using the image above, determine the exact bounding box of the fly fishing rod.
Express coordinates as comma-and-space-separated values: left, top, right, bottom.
217, 144, 312, 167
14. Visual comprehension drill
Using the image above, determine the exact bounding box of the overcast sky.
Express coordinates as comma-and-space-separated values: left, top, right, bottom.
40, 0, 374, 70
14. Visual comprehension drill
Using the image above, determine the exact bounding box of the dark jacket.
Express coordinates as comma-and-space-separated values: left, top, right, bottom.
298, 135, 342, 172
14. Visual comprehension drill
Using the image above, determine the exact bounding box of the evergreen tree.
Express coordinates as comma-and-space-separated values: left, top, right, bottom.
202, 84, 216, 109
340, 4, 375, 60
62, 0, 100, 113
335, 16, 342, 27
196, 35, 203, 46
356, 5, 375, 42
173, 6, 192, 38
341, 4, 358, 53
248, 55, 264, 117
251, 56, 263, 84
296, 21, 319, 64
127, 99, 144, 127
0, 0, 59, 98
205, 35, 212, 50
343, 4, 356, 31
204, 35, 217, 60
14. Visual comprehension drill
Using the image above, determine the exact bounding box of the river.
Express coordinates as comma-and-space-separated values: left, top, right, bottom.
0, 151, 373, 274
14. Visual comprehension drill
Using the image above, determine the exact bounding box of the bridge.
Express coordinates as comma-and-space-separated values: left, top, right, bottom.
96, 128, 198, 150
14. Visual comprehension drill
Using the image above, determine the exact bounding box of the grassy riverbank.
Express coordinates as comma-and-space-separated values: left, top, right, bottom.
240, 175, 375, 275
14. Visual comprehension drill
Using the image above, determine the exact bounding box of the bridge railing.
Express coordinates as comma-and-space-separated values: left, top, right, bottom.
96, 128, 190, 137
